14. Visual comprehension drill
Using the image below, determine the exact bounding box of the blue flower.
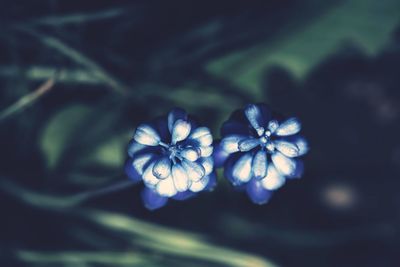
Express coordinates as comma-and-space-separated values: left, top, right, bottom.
125, 108, 216, 210
216, 103, 309, 204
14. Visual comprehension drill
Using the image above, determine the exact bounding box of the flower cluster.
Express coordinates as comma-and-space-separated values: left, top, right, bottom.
125, 108, 216, 210
125, 104, 308, 209
216, 103, 309, 204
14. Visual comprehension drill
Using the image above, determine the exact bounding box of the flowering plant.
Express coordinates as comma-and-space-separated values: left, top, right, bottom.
125, 108, 216, 210
215, 104, 309, 204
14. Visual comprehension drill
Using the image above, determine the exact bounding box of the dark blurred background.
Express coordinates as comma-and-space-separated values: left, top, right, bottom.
1, 0, 400, 266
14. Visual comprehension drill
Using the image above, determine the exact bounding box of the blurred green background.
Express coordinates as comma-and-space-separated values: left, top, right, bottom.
1, 0, 400, 266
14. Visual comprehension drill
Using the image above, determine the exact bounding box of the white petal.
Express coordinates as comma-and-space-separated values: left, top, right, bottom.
172, 119, 191, 144
274, 140, 299, 157
182, 159, 205, 182
199, 157, 214, 176
156, 175, 177, 197
152, 157, 171, 179
189, 127, 213, 146
238, 138, 260, 152
267, 120, 279, 133
142, 161, 159, 188
271, 152, 297, 176
168, 108, 187, 133
180, 147, 200, 161
295, 137, 309, 156
244, 104, 264, 135
252, 150, 267, 178
232, 152, 253, 183
275, 118, 301, 136
199, 146, 213, 157
127, 141, 147, 157
132, 153, 154, 175
189, 175, 210, 192
172, 164, 190, 192
221, 135, 245, 153
261, 165, 285, 190
134, 124, 160, 146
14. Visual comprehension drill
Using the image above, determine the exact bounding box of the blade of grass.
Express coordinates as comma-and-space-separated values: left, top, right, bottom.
218, 214, 396, 247
0, 76, 56, 122
0, 180, 277, 267
0, 178, 134, 208
136, 238, 273, 267
0, 65, 102, 84
87, 211, 277, 267
17, 251, 150, 266
16, 27, 127, 94
28, 7, 128, 26
1, 179, 394, 249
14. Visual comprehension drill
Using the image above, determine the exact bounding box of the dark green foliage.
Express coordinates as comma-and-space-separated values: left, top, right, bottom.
1, 1, 400, 266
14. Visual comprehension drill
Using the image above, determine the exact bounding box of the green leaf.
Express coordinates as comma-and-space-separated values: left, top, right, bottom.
40, 104, 92, 169
83, 133, 128, 169
206, 0, 400, 96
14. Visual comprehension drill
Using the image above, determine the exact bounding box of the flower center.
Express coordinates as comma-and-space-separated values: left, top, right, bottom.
168, 145, 181, 159
259, 136, 268, 144
255, 121, 279, 153
159, 142, 183, 163
258, 135, 275, 152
